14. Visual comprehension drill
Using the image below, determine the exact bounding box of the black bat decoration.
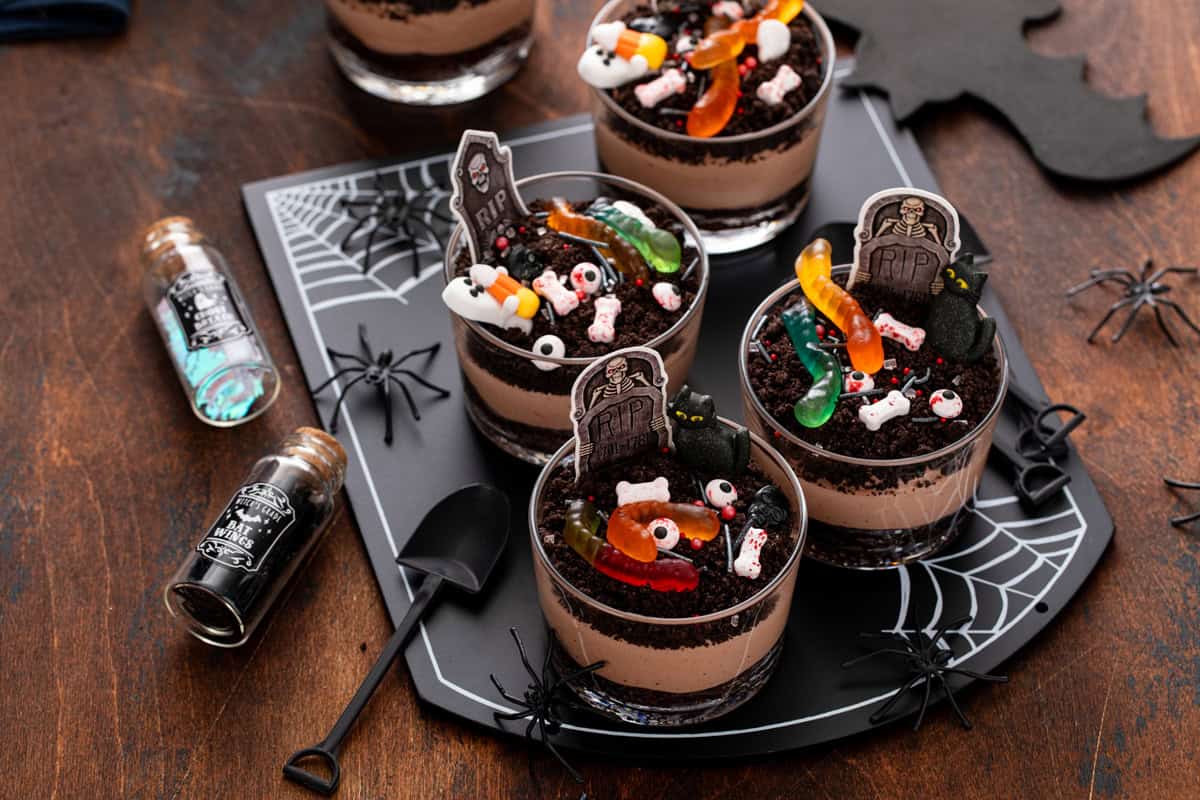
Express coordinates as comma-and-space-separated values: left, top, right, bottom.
819, 0, 1200, 182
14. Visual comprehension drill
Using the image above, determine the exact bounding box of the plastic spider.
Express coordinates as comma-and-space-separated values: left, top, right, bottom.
490, 627, 604, 785
1164, 477, 1200, 526
1066, 259, 1200, 346
340, 172, 455, 276
843, 614, 1008, 731
310, 324, 450, 445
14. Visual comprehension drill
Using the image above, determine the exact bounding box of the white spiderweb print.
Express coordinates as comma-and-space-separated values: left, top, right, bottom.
266, 157, 455, 314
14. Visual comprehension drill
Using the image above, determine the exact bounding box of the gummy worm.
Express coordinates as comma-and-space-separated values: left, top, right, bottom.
588, 203, 682, 275
794, 238, 884, 374
688, 0, 805, 70
781, 299, 841, 428
687, 58, 740, 138
563, 500, 699, 592
607, 500, 721, 562
546, 198, 650, 283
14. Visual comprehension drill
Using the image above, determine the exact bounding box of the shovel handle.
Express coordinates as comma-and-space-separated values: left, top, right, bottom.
283, 747, 340, 796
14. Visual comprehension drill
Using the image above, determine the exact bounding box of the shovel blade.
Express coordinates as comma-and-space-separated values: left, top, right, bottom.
395, 483, 510, 594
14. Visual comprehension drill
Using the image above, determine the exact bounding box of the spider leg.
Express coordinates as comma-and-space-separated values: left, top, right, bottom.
400, 219, 421, 279
388, 376, 422, 424
1151, 302, 1181, 346
911, 672, 934, 731
494, 708, 535, 722
380, 377, 395, 446
868, 673, 926, 724
1111, 296, 1149, 343
394, 369, 452, 398
489, 674, 529, 708
842, 648, 919, 668
1170, 510, 1200, 527
539, 718, 585, 783
409, 213, 447, 251
339, 214, 370, 252
1159, 299, 1200, 337
357, 324, 376, 361
1084, 295, 1138, 342
361, 224, 379, 274
310, 366, 361, 395
931, 615, 972, 646
390, 342, 442, 368
326, 347, 370, 368
1165, 477, 1200, 490
1149, 265, 1199, 284
327, 374, 368, 434
941, 666, 1009, 683
937, 673, 973, 730
508, 628, 544, 688
1066, 274, 1133, 297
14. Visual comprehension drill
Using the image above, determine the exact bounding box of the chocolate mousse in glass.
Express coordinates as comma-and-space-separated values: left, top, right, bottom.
530, 424, 807, 725
326, 0, 535, 105
739, 265, 1009, 569
443, 171, 709, 464
584, 0, 835, 253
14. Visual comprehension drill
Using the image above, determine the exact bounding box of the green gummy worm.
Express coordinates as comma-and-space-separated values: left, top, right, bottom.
590, 206, 682, 275
781, 299, 842, 428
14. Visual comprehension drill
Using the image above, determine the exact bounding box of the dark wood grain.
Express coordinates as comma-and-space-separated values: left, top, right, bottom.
1, 1, 1198, 797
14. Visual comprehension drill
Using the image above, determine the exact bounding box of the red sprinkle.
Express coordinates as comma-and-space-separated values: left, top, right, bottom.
587, 495, 595, 502
770, 353, 778, 361
903, 367, 911, 375
815, 324, 826, 338
738, 64, 749, 76
721, 506, 737, 521
891, 376, 899, 385
692, 500, 705, 507
518, 226, 527, 234
773, 430, 782, 438
936, 357, 944, 365
915, 389, 923, 397
495, 236, 509, 250
744, 56, 758, 69
635, 278, 644, 287
576, 289, 586, 300
690, 538, 703, 551
661, 447, 671, 454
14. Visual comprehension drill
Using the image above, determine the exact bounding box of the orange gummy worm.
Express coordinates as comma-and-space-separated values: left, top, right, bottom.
607, 501, 721, 562
794, 238, 884, 374
687, 58, 740, 138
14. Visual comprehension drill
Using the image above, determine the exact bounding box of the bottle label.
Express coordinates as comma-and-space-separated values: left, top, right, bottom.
168, 271, 251, 351
197, 483, 296, 573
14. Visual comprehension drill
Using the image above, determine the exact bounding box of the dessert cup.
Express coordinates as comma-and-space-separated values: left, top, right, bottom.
326, 0, 535, 105
587, 0, 835, 254
444, 171, 710, 464
739, 268, 1010, 569
529, 421, 807, 726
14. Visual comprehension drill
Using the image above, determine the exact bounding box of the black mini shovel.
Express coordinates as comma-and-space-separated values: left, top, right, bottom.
283, 483, 510, 795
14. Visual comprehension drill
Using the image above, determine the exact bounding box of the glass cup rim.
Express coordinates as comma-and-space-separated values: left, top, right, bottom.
442, 170, 711, 366
587, 0, 837, 146
527, 416, 809, 626
738, 270, 1012, 468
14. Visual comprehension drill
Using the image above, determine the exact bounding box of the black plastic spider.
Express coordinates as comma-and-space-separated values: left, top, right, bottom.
340, 172, 455, 276
1164, 477, 1200, 526
310, 324, 450, 445
843, 614, 1008, 731
1066, 259, 1200, 346
490, 627, 604, 785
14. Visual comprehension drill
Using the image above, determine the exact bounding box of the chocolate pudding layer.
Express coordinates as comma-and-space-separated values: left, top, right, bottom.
328, 0, 533, 57
445, 179, 708, 464
740, 272, 1007, 569
530, 433, 806, 725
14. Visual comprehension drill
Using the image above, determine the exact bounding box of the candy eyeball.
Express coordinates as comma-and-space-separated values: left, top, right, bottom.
705, 478, 738, 510
570, 262, 603, 296
531, 334, 565, 372
929, 388, 964, 419
648, 517, 680, 550
844, 370, 875, 394
652, 282, 683, 312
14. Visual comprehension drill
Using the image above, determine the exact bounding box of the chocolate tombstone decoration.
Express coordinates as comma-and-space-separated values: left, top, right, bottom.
449, 130, 530, 263
848, 188, 961, 301
571, 346, 673, 480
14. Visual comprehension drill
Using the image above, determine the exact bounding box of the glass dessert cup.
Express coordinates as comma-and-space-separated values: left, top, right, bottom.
587, 0, 835, 255
529, 422, 807, 726
443, 171, 710, 465
738, 269, 1010, 569
326, 0, 535, 105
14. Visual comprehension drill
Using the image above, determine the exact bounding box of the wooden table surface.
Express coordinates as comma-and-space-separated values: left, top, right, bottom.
3, 1, 1200, 798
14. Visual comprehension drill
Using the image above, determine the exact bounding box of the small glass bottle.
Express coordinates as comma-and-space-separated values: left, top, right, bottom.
165, 427, 347, 647
142, 216, 280, 426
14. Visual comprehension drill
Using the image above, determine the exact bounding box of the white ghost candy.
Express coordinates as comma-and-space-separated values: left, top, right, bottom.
929, 388, 965, 419
441, 271, 532, 334
874, 312, 926, 351
858, 390, 912, 431
616, 476, 670, 506
577, 44, 649, 89
705, 478, 738, 510
755, 18, 791, 62
634, 68, 687, 108
588, 295, 622, 343
649, 517, 681, 550
652, 282, 683, 312
531, 334, 565, 371
734, 528, 769, 579
532, 269, 579, 316
844, 370, 875, 394
570, 262, 603, 296
756, 64, 801, 106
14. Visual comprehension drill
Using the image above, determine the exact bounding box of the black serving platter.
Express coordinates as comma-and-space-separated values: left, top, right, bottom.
243, 68, 1112, 759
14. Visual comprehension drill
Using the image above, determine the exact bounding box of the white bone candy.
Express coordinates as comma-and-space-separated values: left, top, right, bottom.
858, 390, 912, 432
652, 282, 683, 311
755, 18, 791, 62
441, 272, 532, 334
874, 312, 926, 351
617, 476, 670, 506
755, 64, 801, 106
570, 262, 603, 296
634, 68, 687, 108
532, 269, 579, 316
649, 517, 681, 550
712, 1, 745, 20
531, 334, 565, 372
844, 370, 875, 394
588, 295, 622, 343
705, 478, 738, 510
675, 35, 696, 55
734, 528, 769, 579
929, 388, 964, 419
